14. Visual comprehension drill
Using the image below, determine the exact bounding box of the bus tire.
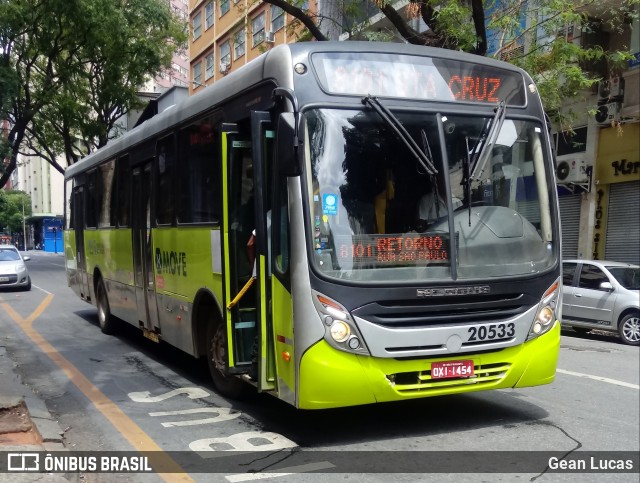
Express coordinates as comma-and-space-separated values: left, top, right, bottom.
206, 321, 248, 399
96, 278, 116, 335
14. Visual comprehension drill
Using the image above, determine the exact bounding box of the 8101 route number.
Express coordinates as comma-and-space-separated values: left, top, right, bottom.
468, 322, 515, 342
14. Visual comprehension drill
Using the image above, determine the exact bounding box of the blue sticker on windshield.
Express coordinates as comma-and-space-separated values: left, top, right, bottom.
322, 194, 338, 215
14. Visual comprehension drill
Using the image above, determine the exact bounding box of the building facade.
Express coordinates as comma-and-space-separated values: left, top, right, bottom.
189, 0, 314, 94
553, 15, 640, 265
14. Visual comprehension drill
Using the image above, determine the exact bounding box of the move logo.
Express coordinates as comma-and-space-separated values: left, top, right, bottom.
155, 248, 187, 277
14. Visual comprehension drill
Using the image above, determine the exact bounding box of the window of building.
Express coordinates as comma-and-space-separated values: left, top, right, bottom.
205, 51, 214, 79
219, 40, 231, 68
555, 126, 587, 156
219, 0, 229, 16
205, 1, 214, 30
271, 5, 284, 32
252, 12, 265, 47
192, 11, 202, 40
233, 28, 246, 59
193, 61, 202, 87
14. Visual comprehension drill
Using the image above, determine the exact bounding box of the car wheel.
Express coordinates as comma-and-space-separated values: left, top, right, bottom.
206, 321, 248, 399
23, 276, 31, 291
618, 313, 640, 346
96, 278, 116, 334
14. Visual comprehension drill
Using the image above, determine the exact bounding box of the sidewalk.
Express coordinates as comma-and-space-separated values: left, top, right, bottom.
0, 344, 69, 481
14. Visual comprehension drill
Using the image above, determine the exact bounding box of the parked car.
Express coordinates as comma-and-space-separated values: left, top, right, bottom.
0, 245, 31, 291
562, 259, 639, 346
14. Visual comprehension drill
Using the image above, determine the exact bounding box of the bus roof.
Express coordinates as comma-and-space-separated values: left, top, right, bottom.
65, 41, 531, 179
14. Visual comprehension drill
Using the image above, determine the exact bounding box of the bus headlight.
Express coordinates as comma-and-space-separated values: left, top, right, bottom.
528, 278, 561, 340
330, 321, 350, 342
312, 290, 370, 355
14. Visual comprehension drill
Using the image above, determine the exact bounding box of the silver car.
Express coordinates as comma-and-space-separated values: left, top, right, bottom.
0, 245, 31, 291
562, 260, 639, 346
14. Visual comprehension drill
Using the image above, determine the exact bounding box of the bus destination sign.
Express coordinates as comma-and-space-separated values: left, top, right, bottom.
334, 233, 450, 267
311, 52, 526, 106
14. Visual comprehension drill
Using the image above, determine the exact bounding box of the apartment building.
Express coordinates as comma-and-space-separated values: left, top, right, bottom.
188, 0, 313, 94
550, 14, 639, 265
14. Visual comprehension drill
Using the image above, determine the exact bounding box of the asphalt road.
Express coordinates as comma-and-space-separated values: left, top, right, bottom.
0, 251, 638, 482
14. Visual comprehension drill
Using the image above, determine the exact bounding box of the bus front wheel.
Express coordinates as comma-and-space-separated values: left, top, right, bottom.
96, 278, 116, 335
206, 322, 248, 399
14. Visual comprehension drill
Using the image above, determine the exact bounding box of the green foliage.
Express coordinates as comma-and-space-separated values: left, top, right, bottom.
0, 190, 31, 234
266, 0, 640, 130
0, 0, 187, 188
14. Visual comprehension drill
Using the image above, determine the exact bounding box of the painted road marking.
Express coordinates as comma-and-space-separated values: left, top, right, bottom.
128, 387, 210, 402
149, 407, 241, 427
1, 295, 194, 483
190, 431, 297, 453
225, 462, 337, 482
557, 368, 639, 390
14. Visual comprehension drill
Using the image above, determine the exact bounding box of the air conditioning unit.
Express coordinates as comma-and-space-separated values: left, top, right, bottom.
265, 30, 275, 43
597, 77, 625, 103
556, 158, 588, 184
219, 61, 230, 75
595, 102, 622, 126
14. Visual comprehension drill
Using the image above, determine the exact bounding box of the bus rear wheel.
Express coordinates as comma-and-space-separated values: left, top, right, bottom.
96, 278, 116, 335
206, 322, 248, 399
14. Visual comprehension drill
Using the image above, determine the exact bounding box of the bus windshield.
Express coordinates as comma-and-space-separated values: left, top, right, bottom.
305, 107, 555, 282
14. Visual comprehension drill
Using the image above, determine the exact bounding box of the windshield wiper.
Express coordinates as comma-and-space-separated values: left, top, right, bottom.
362, 95, 437, 175
469, 100, 506, 181
460, 100, 506, 227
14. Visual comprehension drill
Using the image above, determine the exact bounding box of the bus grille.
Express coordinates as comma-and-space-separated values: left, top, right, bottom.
387, 362, 511, 393
352, 294, 532, 328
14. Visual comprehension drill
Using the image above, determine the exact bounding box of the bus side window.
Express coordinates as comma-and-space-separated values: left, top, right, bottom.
178, 116, 221, 224
156, 135, 175, 225
273, 178, 289, 275
116, 155, 130, 228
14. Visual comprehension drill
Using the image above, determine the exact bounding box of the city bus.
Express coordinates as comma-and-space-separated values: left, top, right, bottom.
64, 41, 561, 409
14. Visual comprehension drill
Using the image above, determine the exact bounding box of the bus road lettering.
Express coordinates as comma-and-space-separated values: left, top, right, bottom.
155, 248, 187, 276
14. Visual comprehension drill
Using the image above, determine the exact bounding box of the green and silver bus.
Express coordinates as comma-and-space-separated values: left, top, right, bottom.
64, 42, 561, 409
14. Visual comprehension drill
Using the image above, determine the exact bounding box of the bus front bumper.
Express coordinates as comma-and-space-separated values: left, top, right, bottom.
298, 321, 560, 409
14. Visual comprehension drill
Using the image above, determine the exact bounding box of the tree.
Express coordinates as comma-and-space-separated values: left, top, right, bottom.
0, 0, 186, 189
261, 0, 638, 128
0, 190, 31, 235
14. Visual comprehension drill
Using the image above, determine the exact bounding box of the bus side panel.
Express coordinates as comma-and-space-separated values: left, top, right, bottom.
271, 276, 295, 404
83, 228, 137, 325
153, 227, 224, 356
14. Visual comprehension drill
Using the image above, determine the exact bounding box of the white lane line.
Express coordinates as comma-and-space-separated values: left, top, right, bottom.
557, 368, 639, 390
33, 284, 53, 295
225, 462, 336, 482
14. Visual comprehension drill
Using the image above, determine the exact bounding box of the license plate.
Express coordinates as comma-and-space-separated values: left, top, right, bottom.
431, 360, 474, 379
0, 276, 9, 282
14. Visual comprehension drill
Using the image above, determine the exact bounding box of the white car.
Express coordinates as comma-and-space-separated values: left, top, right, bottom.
562, 260, 639, 346
0, 245, 31, 291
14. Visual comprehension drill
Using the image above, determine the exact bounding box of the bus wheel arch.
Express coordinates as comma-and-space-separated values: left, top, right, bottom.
192, 289, 248, 398
94, 270, 116, 335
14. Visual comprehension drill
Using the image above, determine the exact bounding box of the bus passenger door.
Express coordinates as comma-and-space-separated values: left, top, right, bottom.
73, 186, 91, 299
221, 124, 254, 376
250, 111, 277, 392
131, 162, 157, 336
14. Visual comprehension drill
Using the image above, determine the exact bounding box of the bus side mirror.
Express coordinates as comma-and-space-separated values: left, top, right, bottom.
276, 113, 300, 176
